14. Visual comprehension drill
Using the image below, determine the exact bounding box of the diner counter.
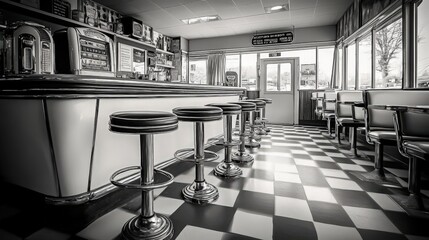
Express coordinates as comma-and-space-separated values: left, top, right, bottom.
0, 75, 245, 204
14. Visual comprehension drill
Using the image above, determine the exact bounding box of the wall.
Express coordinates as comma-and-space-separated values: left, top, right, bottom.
188, 26, 337, 52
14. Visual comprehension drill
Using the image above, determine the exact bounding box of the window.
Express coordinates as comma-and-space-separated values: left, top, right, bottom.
358, 35, 372, 89
317, 47, 335, 89
375, 19, 403, 88
241, 53, 258, 90
347, 43, 356, 90
283, 49, 316, 89
418, 0, 429, 88
265, 63, 292, 92
189, 59, 207, 84
338, 47, 343, 89
225, 54, 240, 84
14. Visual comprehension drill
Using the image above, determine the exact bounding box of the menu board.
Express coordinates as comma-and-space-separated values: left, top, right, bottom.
252, 32, 293, 46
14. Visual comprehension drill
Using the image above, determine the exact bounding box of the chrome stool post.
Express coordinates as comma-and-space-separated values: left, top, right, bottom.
230, 101, 256, 164
257, 98, 273, 133
242, 100, 266, 148
109, 111, 178, 240
207, 103, 242, 178
173, 106, 222, 204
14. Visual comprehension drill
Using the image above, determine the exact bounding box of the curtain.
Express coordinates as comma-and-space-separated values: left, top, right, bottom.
330, 42, 340, 89
207, 53, 226, 85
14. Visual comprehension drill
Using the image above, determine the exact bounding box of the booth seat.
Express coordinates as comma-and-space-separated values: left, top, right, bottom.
358, 89, 429, 184
335, 91, 364, 153
392, 106, 429, 215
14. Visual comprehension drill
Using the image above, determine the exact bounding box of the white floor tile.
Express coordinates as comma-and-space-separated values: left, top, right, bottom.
314, 222, 363, 240
338, 163, 367, 172
176, 226, 223, 240
352, 159, 374, 166
230, 209, 273, 240
303, 186, 338, 204
154, 196, 184, 216
275, 172, 302, 184
272, 142, 301, 147
320, 169, 350, 179
326, 177, 363, 191
343, 206, 401, 233
256, 151, 292, 158
304, 148, 324, 152
26, 228, 70, 240
311, 156, 335, 162
325, 152, 347, 158
274, 163, 298, 173
275, 196, 313, 221
294, 159, 318, 167
211, 187, 240, 208
243, 178, 274, 194
367, 193, 406, 212
291, 149, 309, 154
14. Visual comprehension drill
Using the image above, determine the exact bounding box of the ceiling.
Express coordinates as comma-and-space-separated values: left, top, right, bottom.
97, 0, 353, 39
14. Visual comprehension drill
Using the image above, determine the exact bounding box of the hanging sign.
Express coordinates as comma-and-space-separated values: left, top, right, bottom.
252, 31, 293, 46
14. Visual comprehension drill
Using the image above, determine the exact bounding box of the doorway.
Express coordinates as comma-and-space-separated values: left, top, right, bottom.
260, 58, 298, 125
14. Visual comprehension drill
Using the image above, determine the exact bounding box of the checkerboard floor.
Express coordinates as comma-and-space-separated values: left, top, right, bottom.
1, 125, 429, 240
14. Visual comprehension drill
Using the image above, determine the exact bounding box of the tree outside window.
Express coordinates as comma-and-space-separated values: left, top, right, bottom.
375, 19, 403, 88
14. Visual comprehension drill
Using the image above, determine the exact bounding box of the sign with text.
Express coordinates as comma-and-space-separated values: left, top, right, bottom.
252, 31, 293, 46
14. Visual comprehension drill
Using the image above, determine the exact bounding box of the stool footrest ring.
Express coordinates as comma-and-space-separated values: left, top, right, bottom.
110, 166, 174, 190
174, 148, 219, 162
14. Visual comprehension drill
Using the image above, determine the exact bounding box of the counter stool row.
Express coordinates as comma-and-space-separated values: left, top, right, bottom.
109, 98, 272, 240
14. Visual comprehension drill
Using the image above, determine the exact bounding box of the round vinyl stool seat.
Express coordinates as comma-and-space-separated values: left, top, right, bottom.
242, 99, 266, 109
110, 111, 178, 134
257, 98, 273, 104
173, 106, 222, 122
228, 101, 256, 112
206, 103, 241, 115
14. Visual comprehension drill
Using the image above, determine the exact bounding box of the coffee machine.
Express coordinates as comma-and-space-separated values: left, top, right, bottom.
54, 27, 115, 77
3, 21, 54, 75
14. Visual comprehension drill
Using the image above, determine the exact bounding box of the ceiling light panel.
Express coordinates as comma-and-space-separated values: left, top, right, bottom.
182, 15, 221, 24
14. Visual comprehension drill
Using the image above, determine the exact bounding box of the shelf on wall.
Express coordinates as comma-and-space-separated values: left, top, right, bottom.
0, 0, 158, 50
156, 64, 175, 69
156, 49, 174, 55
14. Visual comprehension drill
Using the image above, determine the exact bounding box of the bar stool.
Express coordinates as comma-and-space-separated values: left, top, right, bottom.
109, 111, 178, 240
173, 106, 222, 204
229, 101, 256, 164
242, 99, 266, 148
256, 98, 273, 133
206, 103, 243, 178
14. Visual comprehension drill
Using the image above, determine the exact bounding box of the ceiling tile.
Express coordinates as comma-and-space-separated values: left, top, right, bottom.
165, 5, 197, 19
184, 1, 217, 16
289, 0, 316, 10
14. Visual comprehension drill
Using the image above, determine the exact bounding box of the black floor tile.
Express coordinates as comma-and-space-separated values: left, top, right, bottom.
316, 161, 341, 170
170, 203, 236, 233
160, 182, 189, 200
308, 201, 355, 227
384, 211, 429, 236
292, 154, 313, 160
358, 229, 408, 240
274, 182, 307, 200
297, 166, 330, 187
234, 190, 274, 215
273, 216, 317, 240
331, 189, 380, 209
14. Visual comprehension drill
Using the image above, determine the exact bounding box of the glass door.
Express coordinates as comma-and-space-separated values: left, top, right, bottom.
261, 58, 296, 125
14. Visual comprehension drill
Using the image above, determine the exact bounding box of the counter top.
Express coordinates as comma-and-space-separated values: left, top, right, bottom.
0, 75, 245, 98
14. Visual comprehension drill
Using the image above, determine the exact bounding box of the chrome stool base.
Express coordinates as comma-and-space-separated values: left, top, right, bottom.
122, 214, 173, 240
245, 138, 261, 148
214, 162, 243, 178
182, 181, 219, 204
232, 151, 254, 164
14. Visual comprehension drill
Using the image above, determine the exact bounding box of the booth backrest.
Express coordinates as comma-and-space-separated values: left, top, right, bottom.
365, 89, 429, 131
324, 91, 336, 111
316, 92, 324, 109
336, 91, 363, 118
398, 110, 429, 138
